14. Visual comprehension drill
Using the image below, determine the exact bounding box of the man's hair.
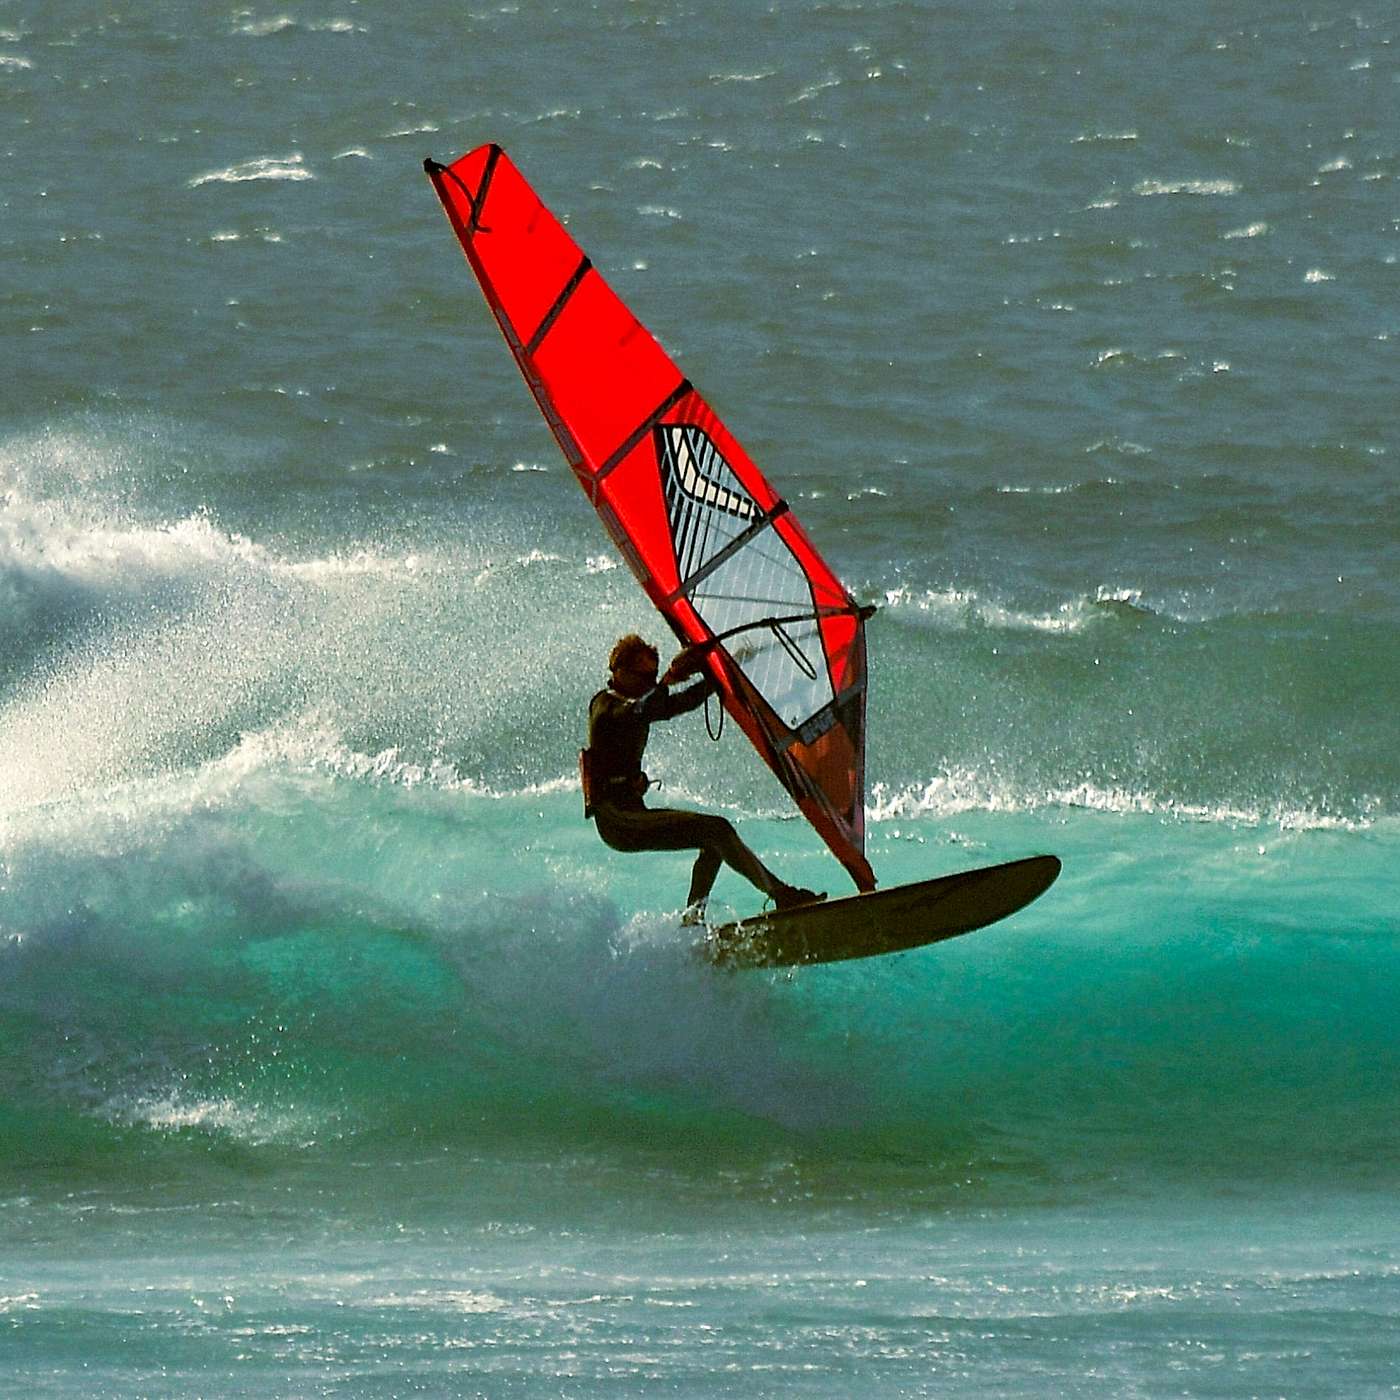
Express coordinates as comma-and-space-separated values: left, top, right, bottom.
609, 633, 658, 673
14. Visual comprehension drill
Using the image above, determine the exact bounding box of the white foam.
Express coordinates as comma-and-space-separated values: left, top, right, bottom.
232, 15, 361, 38
790, 77, 842, 103
367, 1290, 509, 1313
1134, 178, 1239, 197
1088, 436, 1151, 456
470, 548, 565, 585
198, 716, 452, 794
0, 443, 456, 594
213, 717, 585, 804
104, 1089, 333, 1146
881, 585, 1098, 635
0, 483, 428, 594
233, 15, 296, 36
867, 773, 1375, 833
189, 154, 313, 187
1, 496, 249, 589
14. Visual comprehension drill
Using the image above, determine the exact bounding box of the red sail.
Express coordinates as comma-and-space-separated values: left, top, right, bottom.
427, 144, 875, 891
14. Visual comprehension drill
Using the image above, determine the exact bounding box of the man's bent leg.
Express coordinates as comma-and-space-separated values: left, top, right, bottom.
689, 814, 781, 897
595, 805, 782, 901
687, 849, 723, 910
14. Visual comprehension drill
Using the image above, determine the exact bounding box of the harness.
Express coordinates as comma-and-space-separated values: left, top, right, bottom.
578, 747, 649, 819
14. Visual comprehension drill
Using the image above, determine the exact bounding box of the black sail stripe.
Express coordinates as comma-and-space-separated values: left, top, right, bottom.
671, 429, 709, 579
658, 424, 769, 591
423, 146, 500, 238
677, 469, 701, 578
469, 144, 501, 233
525, 255, 592, 357
666, 501, 790, 603
591, 379, 692, 495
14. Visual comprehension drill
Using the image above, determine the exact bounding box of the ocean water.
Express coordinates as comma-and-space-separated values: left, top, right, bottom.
3, 0, 1398, 1394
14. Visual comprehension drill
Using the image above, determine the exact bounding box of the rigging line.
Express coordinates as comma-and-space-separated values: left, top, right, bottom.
699, 605, 874, 646
704, 687, 725, 742
772, 620, 819, 680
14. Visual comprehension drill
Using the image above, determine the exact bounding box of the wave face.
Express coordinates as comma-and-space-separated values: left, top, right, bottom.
4, 766, 1398, 1195
4, 358, 1397, 1206
3, 469, 1396, 1196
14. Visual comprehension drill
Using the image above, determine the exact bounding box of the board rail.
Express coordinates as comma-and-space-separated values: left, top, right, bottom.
703, 854, 1061, 969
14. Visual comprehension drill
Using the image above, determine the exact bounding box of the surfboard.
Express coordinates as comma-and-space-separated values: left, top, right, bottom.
702, 855, 1061, 968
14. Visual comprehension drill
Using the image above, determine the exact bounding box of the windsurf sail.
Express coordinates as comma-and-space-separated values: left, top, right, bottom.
426, 143, 876, 891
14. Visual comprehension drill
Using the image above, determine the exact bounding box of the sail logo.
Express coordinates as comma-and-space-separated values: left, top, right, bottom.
656, 425, 757, 524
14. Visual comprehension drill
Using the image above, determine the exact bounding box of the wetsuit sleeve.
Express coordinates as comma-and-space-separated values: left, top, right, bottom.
633, 676, 716, 724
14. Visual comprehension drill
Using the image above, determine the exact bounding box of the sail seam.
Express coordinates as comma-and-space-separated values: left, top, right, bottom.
469, 144, 501, 233
526, 256, 592, 357
591, 380, 692, 496
665, 501, 790, 603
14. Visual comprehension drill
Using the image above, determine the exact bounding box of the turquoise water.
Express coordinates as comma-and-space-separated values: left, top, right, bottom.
3, 1, 1398, 1394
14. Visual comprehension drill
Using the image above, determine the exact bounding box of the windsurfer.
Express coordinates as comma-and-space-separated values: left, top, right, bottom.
584, 634, 825, 924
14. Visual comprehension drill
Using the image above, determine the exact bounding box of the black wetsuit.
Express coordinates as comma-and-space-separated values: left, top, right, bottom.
586, 678, 781, 908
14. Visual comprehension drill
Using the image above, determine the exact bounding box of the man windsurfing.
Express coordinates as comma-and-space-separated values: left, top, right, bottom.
583, 633, 825, 924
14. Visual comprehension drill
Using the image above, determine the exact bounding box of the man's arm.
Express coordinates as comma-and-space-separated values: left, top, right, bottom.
633, 672, 716, 724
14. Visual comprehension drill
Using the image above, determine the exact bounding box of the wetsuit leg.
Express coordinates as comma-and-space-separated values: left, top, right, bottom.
687, 847, 723, 909
594, 805, 781, 903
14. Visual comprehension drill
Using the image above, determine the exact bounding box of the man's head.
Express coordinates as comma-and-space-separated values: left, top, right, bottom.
609, 633, 659, 696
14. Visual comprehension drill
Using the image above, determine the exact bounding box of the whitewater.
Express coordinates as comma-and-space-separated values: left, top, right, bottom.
3, 0, 1399, 1394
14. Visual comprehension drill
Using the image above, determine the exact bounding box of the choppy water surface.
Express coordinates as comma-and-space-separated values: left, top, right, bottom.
3, 0, 1398, 1394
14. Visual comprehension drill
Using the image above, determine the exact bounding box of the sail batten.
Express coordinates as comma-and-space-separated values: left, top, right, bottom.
428, 143, 875, 891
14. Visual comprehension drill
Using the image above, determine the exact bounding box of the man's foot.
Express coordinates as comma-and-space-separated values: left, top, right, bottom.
680, 901, 707, 927
772, 884, 826, 913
